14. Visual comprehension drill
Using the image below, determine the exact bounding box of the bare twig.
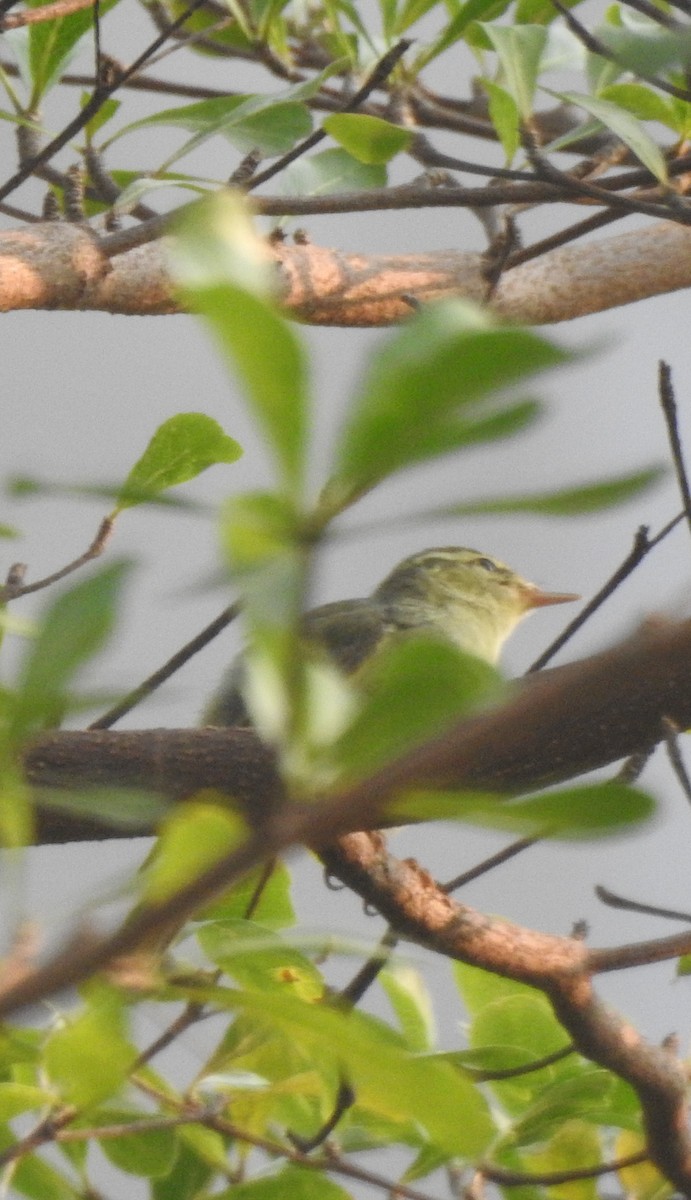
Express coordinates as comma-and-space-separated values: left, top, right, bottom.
0, 516, 114, 602
596, 884, 691, 924
480, 1150, 648, 1187
89, 601, 241, 730
658, 362, 691, 540
662, 715, 691, 803
442, 837, 537, 894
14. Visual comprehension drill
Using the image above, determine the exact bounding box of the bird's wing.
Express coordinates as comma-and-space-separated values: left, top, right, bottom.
205, 600, 390, 728
301, 599, 389, 674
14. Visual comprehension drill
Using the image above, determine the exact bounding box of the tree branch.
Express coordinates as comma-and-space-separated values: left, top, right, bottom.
2, 218, 691, 324
23, 615, 691, 844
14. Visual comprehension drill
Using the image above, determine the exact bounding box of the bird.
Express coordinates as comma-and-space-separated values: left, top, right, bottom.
205, 546, 579, 728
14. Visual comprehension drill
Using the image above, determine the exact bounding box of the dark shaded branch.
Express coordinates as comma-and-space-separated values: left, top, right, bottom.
22, 615, 691, 844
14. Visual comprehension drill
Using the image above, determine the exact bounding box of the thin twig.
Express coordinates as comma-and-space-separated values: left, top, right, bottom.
473, 1042, 575, 1081
658, 361, 691, 540
88, 601, 241, 729
339, 927, 398, 1005
529, 525, 651, 671
506, 208, 625, 269
596, 884, 691, 924
246, 39, 412, 191
662, 715, 691, 805
529, 508, 691, 672
553, 0, 691, 103
0, 516, 114, 603
0, 0, 213, 205
442, 837, 537, 894
480, 1149, 648, 1187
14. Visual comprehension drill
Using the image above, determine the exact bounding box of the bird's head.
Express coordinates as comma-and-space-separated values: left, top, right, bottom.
374, 547, 579, 663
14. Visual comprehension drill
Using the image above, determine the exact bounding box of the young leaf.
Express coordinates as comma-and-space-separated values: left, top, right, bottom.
380, 966, 436, 1052
0, 1082, 57, 1121
96, 1111, 178, 1178
481, 79, 521, 161
114, 413, 242, 514
323, 113, 412, 164
172, 194, 309, 495
198, 920, 325, 999
210, 1165, 353, 1200
198, 859, 295, 928
141, 803, 247, 906
555, 91, 669, 183
481, 23, 548, 119
599, 82, 679, 132
222, 985, 495, 1157
28, 0, 117, 102
333, 638, 505, 779
329, 301, 569, 509
419, 466, 666, 520
388, 782, 655, 837
105, 94, 312, 158
44, 986, 134, 1109
12, 561, 129, 738
283, 146, 387, 196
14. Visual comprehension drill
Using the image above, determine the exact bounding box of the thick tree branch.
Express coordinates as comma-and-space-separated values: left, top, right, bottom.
24, 615, 691, 844
321, 831, 691, 1196
1, 218, 691, 324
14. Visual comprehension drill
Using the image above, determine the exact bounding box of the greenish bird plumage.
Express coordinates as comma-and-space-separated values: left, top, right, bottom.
206, 547, 578, 729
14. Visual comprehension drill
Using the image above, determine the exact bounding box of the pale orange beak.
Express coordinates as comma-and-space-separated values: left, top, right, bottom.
521, 584, 580, 610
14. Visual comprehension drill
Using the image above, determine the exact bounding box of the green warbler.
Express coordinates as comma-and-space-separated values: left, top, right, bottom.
206, 547, 579, 728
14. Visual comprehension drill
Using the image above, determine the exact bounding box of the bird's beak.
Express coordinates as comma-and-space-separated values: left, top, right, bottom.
521, 584, 580, 609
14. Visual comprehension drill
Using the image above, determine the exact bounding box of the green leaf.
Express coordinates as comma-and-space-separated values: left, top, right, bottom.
481, 23, 548, 118
107, 94, 312, 159
514, 1073, 619, 1143
35, 786, 169, 829
8, 474, 203, 511
143, 803, 247, 906
198, 920, 325, 999
424, 466, 666, 519
152, 1131, 217, 1200
523, 1119, 603, 1196
389, 783, 655, 837
114, 413, 242, 513
0, 1142, 81, 1200
82, 93, 120, 139
597, 21, 691, 78
172, 194, 309, 495
334, 638, 504, 779
556, 91, 669, 183
205, 985, 495, 1157
12, 561, 129, 738
599, 82, 679, 132
97, 1112, 179, 1177
481, 79, 520, 161
45, 987, 134, 1109
615, 1130, 674, 1200
212, 1165, 353, 1200
418, 0, 511, 67
380, 965, 435, 1052
283, 146, 387, 196
27, 0, 117, 102
329, 301, 568, 509
323, 113, 412, 164
199, 859, 295, 928
0, 1082, 56, 1120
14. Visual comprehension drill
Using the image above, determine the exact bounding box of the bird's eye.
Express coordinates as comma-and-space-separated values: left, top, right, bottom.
476, 557, 498, 572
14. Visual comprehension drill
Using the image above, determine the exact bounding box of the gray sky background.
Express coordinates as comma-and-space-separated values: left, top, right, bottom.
2, 0, 691, 1175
